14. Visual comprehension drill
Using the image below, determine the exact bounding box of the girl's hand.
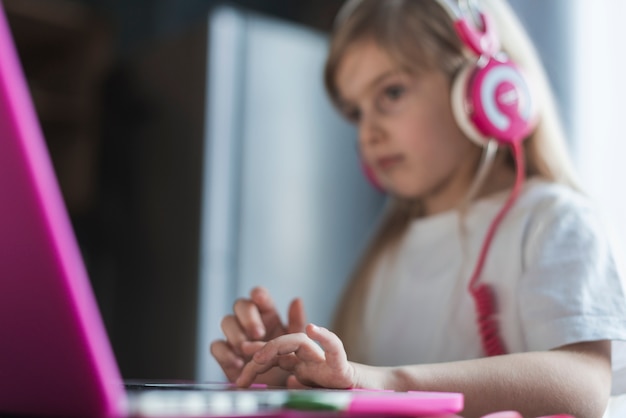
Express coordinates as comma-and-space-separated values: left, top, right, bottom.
210, 287, 306, 386
235, 324, 355, 389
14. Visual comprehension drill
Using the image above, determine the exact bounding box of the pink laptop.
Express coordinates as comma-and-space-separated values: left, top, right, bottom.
0, 3, 463, 417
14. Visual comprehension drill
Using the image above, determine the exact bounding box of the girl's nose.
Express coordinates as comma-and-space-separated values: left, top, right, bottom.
358, 114, 384, 147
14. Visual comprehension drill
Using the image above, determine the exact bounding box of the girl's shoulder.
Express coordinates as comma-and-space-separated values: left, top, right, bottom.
514, 177, 594, 220
472, 177, 602, 241
511, 178, 611, 250
471, 177, 592, 223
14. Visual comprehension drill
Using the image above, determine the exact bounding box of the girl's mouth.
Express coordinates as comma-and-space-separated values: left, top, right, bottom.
377, 155, 404, 171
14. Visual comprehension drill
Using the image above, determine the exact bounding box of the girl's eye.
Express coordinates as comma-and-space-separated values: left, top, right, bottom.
376, 83, 409, 114
343, 107, 361, 124
385, 85, 406, 101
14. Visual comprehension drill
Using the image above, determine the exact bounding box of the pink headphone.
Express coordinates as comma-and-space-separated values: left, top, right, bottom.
443, 0, 537, 146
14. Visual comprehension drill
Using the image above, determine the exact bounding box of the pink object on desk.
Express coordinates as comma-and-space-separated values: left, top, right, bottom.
479, 412, 522, 418
349, 390, 463, 416
479, 411, 574, 418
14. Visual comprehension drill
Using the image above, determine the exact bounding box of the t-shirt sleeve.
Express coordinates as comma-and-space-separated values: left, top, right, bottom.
519, 194, 626, 352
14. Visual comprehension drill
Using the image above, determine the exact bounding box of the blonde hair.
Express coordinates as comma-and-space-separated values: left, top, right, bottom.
326, 0, 579, 361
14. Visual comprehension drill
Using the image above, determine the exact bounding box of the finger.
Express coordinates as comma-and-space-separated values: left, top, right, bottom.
250, 287, 284, 335
233, 298, 266, 340
305, 324, 348, 368
253, 333, 324, 365
210, 340, 245, 382
240, 340, 266, 357
221, 315, 250, 355
286, 374, 314, 389
235, 353, 280, 388
287, 298, 307, 333
276, 353, 299, 372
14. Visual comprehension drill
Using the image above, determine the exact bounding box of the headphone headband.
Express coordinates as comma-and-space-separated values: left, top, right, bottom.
434, 0, 500, 56
434, 0, 479, 21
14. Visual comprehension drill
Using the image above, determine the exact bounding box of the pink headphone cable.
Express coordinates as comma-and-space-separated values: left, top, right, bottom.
468, 139, 525, 356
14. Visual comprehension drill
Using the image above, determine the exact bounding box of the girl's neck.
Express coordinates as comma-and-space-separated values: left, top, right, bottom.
419, 151, 517, 218
474, 154, 517, 199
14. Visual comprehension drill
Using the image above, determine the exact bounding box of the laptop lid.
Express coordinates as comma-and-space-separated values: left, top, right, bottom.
0, 3, 126, 417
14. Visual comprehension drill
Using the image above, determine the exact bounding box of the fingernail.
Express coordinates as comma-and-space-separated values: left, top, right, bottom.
252, 326, 265, 339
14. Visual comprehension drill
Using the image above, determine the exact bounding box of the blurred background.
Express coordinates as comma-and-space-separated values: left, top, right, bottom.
3, 0, 624, 382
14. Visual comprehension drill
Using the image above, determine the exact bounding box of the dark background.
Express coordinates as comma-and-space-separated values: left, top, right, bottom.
4, 0, 343, 380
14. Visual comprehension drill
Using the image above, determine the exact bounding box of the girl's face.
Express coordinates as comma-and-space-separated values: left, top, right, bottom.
335, 40, 482, 215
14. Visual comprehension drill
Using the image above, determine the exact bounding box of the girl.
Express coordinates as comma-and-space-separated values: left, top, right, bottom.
210, 1, 626, 417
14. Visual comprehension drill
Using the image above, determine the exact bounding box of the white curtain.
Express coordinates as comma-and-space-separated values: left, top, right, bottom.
572, 1, 626, 253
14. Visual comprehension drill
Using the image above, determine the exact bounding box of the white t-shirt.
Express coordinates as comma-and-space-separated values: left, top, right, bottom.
360, 178, 626, 399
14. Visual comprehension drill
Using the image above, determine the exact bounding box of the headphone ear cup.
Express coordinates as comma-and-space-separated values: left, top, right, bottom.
451, 58, 538, 146
451, 63, 491, 147
361, 160, 385, 192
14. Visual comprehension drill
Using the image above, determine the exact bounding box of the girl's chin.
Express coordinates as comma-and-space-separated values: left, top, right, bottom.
379, 174, 430, 199
385, 184, 423, 200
